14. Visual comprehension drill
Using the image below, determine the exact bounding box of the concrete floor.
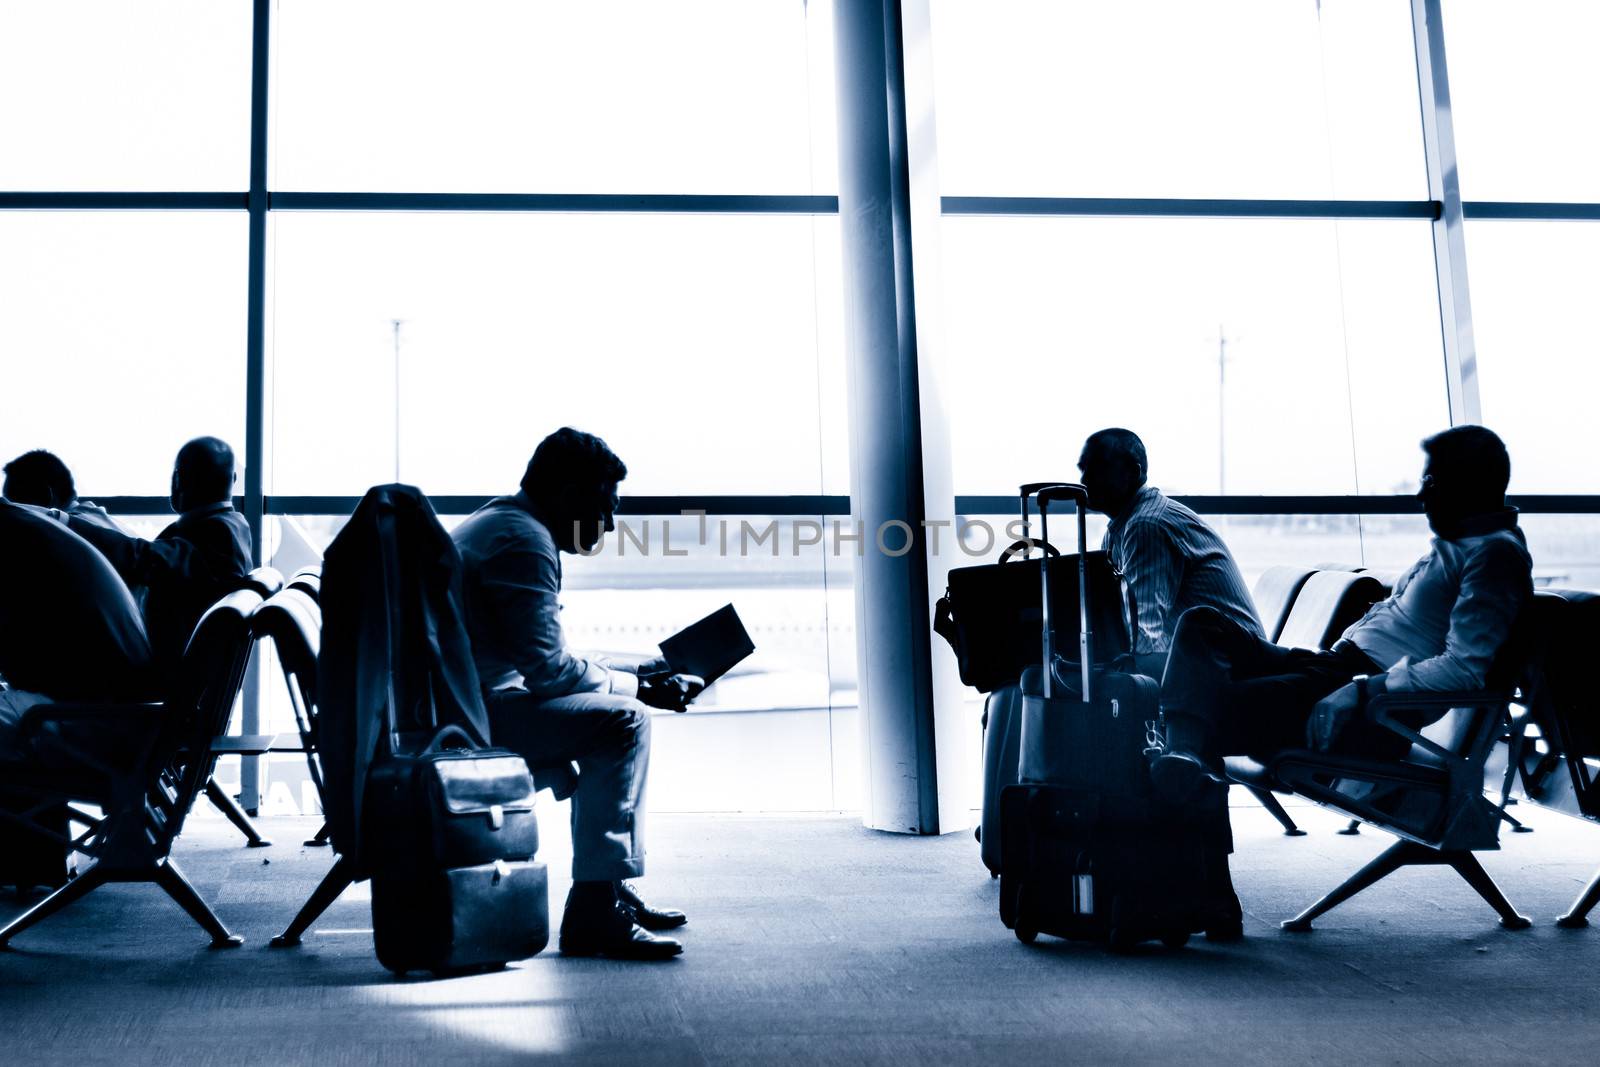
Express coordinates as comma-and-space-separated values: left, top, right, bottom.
2, 798, 1598, 1065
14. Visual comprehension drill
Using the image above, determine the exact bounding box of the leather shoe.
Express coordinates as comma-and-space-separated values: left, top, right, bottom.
559, 896, 683, 961
618, 880, 688, 931
1149, 750, 1224, 803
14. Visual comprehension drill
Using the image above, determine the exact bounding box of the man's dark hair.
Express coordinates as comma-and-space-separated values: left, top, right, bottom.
1084, 427, 1148, 483
3, 449, 76, 508
521, 427, 628, 500
175, 436, 236, 506
1422, 425, 1511, 501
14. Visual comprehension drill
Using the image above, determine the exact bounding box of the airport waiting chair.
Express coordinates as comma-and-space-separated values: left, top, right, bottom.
286, 564, 321, 602
0, 588, 264, 950
1498, 589, 1600, 927
1252, 565, 1316, 644
203, 567, 284, 848
1225, 594, 1554, 932
250, 586, 356, 947
1237, 568, 1389, 836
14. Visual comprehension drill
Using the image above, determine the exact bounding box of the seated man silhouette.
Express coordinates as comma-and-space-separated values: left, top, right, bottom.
1150, 425, 1533, 802
1078, 427, 1262, 938
3, 449, 125, 533
0, 500, 158, 757
453, 427, 698, 961
1079, 428, 1263, 677
68, 437, 251, 689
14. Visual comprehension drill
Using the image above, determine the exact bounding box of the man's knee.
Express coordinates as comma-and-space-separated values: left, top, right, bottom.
605, 698, 651, 754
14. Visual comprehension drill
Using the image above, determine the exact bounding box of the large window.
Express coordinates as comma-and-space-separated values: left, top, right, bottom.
930, 0, 1424, 200
5, 0, 1598, 815
940, 216, 1447, 497
271, 0, 837, 195
266, 212, 848, 497
0, 213, 248, 495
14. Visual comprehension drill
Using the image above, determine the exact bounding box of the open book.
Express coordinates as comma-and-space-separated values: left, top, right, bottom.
658, 603, 756, 690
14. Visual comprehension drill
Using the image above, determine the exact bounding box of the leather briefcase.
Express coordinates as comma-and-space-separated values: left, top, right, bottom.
364, 727, 541, 871
366, 725, 549, 976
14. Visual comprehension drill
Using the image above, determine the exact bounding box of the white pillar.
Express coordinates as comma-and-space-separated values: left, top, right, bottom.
834, 0, 968, 834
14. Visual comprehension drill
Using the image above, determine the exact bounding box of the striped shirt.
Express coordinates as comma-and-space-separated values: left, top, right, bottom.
1103, 486, 1263, 656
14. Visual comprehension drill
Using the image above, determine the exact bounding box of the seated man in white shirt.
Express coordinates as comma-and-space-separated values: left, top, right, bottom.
452, 427, 699, 961
1150, 425, 1533, 801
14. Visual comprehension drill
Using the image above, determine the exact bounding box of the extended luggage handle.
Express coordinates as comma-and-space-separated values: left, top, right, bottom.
998, 538, 1059, 564
1031, 483, 1092, 704
1016, 482, 1072, 562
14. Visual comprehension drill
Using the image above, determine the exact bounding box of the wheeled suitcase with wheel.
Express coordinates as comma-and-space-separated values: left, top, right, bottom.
958, 483, 1133, 877
998, 483, 1225, 949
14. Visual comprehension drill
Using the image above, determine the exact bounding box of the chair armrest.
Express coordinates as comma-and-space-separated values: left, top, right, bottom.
15, 701, 164, 743
14, 702, 166, 779
210, 734, 280, 756
1366, 689, 1505, 766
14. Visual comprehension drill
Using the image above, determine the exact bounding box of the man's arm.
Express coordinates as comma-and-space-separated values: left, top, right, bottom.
1386, 540, 1531, 693
67, 515, 240, 590
1114, 517, 1182, 657
478, 541, 638, 701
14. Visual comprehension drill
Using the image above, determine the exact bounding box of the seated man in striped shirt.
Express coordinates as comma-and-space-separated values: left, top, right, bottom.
1079, 427, 1262, 939
1078, 427, 1264, 677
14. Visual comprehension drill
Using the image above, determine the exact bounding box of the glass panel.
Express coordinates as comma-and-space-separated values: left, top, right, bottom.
257, 511, 860, 813
940, 216, 1448, 497
929, 0, 1425, 199
0, 1, 251, 191
1465, 221, 1600, 493
1444, 0, 1600, 202
271, 0, 837, 194
0, 212, 248, 496
1518, 515, 1600, 591
265, 211, 846, 497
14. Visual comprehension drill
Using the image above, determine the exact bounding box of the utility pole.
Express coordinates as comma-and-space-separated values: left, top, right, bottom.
1217, 324, 1228, 495
391, 318, 404, 483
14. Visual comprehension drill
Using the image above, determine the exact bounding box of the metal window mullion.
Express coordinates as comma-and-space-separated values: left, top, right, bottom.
238, 0, 272, 813
1413, 0, 1480, 426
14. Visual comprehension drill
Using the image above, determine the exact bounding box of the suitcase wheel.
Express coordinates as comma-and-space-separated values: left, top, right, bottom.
1160, 929, 1191, 950
1013, 882, 1039, 944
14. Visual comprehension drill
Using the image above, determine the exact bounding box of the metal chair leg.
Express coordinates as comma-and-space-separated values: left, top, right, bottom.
154, 858, 243, 948
1281, 839, 1416, 931
1247, 786, 1306, 836
0, 863, 108, 947
1337, 819, 1362, 835
206, 778, 271, 848
304, 821, 331, 848
1444, 851, 1532, 929
1556, 866, 1600, 929
270, 854, 357, 947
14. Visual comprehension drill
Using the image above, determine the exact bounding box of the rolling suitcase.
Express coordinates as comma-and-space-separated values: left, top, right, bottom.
998, 483, 1221, 949
955, 483, 1133, 877
367, 725, 549, 976
979, 684, 1024, 877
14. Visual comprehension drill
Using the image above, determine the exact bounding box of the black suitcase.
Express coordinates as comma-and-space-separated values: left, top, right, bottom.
999, 784, 1221, 949
366, 725, 549, 976
998, 483, 1223, 950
